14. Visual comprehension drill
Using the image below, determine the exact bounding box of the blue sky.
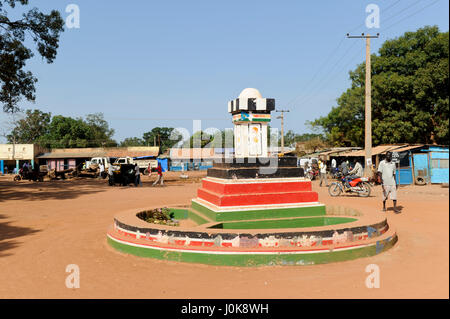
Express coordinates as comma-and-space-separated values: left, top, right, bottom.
1, 0, 448, 143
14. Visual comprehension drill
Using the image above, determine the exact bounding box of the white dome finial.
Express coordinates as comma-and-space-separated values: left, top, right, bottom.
238, 88, 262, 100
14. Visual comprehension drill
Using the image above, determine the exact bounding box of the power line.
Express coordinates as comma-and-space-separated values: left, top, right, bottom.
297, 47, 363, 109
291, 40, 359, 108
284, 37, 346, 107
285, 0, 406, 110
382, 0, 424, 25
383, 0, 442, 31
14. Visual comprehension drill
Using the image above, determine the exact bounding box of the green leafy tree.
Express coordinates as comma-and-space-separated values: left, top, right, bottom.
143, 127, 182, 153
0, 0, 64, 113
281, 130, 325, 147
183, 130, 213, 148
41, 115, 90, 148
6, 108, 50, 144
40, 113, 117, 148
310, 26, 449, 146
84, 113, 116, 147
120, 137, 145, 147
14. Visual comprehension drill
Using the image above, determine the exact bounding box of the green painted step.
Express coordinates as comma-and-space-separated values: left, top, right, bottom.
208, 216, 357, 230
187, 208, 213, 225
191, 200, 326, 222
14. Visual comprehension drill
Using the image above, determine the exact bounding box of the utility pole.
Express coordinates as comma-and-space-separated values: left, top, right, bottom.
276, 109, 290, 155
346, 32, 379, 177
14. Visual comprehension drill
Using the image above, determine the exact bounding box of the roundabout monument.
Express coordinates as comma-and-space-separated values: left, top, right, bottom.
107, 88, 397, 266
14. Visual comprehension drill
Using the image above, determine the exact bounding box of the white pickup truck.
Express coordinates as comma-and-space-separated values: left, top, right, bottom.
87, 157, 111, 170
113, 156, 158, 173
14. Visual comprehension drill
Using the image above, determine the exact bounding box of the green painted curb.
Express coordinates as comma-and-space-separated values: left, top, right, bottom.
210, 216, 357, 230
107, 235, 397, 267
191, 200, 326, 222
187, 209, 210, 225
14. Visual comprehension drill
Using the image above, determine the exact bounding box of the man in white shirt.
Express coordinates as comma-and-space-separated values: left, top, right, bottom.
377, 152, 399, 213
319, 160, 328, 187
349, 161, 363, 178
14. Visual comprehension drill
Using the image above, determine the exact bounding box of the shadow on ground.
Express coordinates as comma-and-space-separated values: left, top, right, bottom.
0, 214, 41, 257
0, 179, 108, 202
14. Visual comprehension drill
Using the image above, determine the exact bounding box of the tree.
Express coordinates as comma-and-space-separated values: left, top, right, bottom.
183, 130, 213, 148
39, 113, 117, 148
281, 130, 325, 147
6, 108, 50, 144
84, 113, 116, 147
0, 0, 64, 113
303, 137, 326, 153
40, 115, 90, 148
143, 127, 182, 153
310, 26, 449, 146
120, 137, 144, 147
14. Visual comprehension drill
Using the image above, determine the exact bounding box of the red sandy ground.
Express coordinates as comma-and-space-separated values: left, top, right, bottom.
0, 172, 448, 299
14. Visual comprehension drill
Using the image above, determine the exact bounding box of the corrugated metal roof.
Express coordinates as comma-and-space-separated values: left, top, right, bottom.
391, 144, 425, 153
37, 146, 159, 159
337, 145, 408, 157
318, 147, 362, 156
38, 152, 104, 159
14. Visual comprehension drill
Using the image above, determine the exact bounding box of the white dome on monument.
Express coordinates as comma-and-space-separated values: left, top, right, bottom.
238, 88, 262, 100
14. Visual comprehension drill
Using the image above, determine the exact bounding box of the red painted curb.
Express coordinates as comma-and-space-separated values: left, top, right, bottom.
202, 179, 312, 195
197, 188, 319, 207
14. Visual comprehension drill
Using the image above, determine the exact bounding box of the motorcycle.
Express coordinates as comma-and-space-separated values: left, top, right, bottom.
330, 167, 341, 179
14, 168, 44, 182
306, 168, 319, 180
328, 173, 371, 197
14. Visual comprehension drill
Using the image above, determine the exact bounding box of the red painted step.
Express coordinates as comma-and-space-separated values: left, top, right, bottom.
202, 179, 312, 195
197, 188, 319, 207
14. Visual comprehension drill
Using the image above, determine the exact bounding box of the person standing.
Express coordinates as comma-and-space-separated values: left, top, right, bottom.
318, 160, 328, 187
152, 162, 164, 187
331, 158, 337, 169
377, 152, 399, 213
98, 162, 104, 179
134, 163, 141, 187
108, 162, 114, 185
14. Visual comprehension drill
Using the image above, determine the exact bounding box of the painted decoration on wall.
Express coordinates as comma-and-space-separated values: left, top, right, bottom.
249, 124, 262, 156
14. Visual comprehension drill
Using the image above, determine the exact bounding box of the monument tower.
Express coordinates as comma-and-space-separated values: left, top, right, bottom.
191, 88, 321, 218
228, 88, 274, 158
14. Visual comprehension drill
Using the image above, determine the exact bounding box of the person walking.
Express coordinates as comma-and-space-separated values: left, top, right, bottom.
147, 163, 152, 177
134, 163, 142, 187
377, 151, 400, 213
318, 160, 328, 187
152, 162, 164, 187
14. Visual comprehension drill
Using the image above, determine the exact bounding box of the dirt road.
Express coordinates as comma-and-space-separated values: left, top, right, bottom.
0, 173, 448, 298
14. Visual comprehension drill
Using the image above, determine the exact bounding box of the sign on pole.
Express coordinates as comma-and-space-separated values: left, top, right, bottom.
392, 152, 400, 163
392, 152, 400, 185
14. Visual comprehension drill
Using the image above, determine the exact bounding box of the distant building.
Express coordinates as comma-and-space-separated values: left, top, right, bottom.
37, 146, 159, 171
169, 148, 223, 171
332, 144, 449, 185
0, 144, 47, 174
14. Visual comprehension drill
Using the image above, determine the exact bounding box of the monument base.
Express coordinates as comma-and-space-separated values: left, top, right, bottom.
207, 156, 304, 179
189, 157, 320, 223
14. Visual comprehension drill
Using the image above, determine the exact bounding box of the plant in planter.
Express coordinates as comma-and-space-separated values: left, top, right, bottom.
138, 208, 179, 226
